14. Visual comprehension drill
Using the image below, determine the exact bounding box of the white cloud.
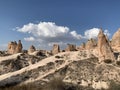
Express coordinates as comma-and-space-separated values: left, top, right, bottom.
16, 22, 110, 49
17, 22, 69, 37
70, 31, 81, 39
84, 28, 110, 39
84, 28, 100, 39
24, 37, 35, 41
104, 29, 110, 36
17, 22, 82, 49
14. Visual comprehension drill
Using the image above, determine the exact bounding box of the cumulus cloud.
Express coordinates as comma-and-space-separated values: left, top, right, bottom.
70, 31, 81, 39
17, 22, 69, 37
24, 37, 35, 41
17, 22, 82, 49
84, 28, 110, 39
16, 22, 110, 49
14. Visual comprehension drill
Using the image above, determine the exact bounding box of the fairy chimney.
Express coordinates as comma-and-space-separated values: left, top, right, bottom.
77, 42, 85, 50
8, 40, 23, 54
85, 38, 97, 50
52, 44, 60, 55
97, 29, 115, 62
111, 28, 120, 52
15, 40, 23, 53
8, 41, 17, 54
65, 44, 76, 51
28, 45, 36, 54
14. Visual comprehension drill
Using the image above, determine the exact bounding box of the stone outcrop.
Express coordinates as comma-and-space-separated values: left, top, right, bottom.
97, 29, 115, 62
7, 40, 23, 54
52, 44, 60, 55
85, 38, 97, 50
15, 40, 23, 53
111, 28, 120, 52
77, 43, 85, 50
65, 44, 76, 51
28, 45, 36, 54
8, 41, 17, 54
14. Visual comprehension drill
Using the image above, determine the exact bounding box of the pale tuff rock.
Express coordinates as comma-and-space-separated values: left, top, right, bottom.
97, 29, 115, 62
77, 43, 85, 50
85, 38, 97, 50
52, 44, 60, 55
15, 40, 23, 53
65, 44, 76, 51
111, 28, 120, 52
28, 45, 36, 54
8, 41, 17, 54
8, 40, 23, 54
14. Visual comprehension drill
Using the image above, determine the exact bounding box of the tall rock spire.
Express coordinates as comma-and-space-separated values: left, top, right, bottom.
97, 29, 115, 62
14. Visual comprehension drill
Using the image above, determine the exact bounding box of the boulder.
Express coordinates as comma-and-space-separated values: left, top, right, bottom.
97, 29, 115, 62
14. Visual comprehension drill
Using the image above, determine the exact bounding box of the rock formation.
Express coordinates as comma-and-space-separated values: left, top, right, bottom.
111, 28, 120, 52
8, 41, 17, 54
65, 44, 76, 51
8, 40, 23, 54
77, 43, 85, 50
16, 40, 23, 53
52, 44, 60, 55
85, 38, 97, 50
28, 45, 36, 54
97, 29, 115, 62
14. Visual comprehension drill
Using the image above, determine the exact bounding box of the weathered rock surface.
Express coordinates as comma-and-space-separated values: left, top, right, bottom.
0, 53, 47, 75
0, 51, 119, 90
7, 40, 23, 54
85, 38, 97, 50
97, 29, 115, 62
111, 28, 120, 52
28, 45, 36, 54
52, 44, 60, 55
15, 40, 23, 53
77, 43, 85, 50
65, 44, 76, 51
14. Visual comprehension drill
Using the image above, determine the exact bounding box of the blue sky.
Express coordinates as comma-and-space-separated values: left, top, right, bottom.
0, 0, 120, 50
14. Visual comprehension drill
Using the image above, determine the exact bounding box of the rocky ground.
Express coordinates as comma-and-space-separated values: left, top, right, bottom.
0, 50, 120, 90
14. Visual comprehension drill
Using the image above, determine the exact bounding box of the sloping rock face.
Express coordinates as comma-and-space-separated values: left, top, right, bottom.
28, 45, 36, 54
111, 28, 120, 52
8, 40, 23, 54
0, 53, 47, 75
0, 52, 120, 90
97, 30, 115, 62
64, 59, 120, 89
52, 44, 60, 55
85, 38, 97, 50
65, 44, 76, 51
